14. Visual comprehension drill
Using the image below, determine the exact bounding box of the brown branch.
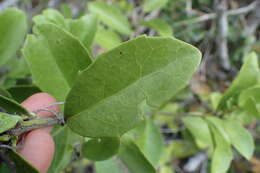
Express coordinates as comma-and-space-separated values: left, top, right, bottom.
175, 1, 259, 26
215, 0, 230, 70
6, 117, 62, 136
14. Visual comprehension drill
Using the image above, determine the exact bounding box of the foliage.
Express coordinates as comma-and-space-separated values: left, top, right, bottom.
0, 0, 259, 173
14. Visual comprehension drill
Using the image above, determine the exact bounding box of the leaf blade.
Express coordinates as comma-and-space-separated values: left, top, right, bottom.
65, 36, 201, 137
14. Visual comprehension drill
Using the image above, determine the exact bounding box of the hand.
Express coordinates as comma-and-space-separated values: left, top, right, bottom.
17, 93, 59, 173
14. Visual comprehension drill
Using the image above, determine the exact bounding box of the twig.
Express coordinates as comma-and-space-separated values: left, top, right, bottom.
7, 117, 61, 136
215, 0, 230, 70
174, 1, 259, 26
227, 1, 259, 16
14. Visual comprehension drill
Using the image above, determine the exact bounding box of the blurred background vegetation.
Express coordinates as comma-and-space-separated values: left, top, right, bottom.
0, 0, 259, 173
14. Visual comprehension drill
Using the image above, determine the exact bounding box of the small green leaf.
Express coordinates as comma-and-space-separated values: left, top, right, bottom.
82, 137, 120, 161
118, 137, 156, 173
7, 85, 41, 103
205, 116, 230, 144
217, 52, 259, 110
23, 23, 92, 101
210, 92, 222, 111
33, 9, 68, 30
88, 2, 132, 35
48, 126, 77, 173
209, 125, 233, 173
239, 86, 260, 118
0, 8, 27, 66
6, 57, 30, 79
183, 116, 213, 150
65, 36, 201, 137
0, 95, 29, 115
60, 3, 72, 18
95, 157, 127, 173
134, 118, 163, 167
223, 120, 254, 160
166, 140, 198, 159
69, 14, 98, 49
0, 112, 21, 133
94, 26, 122, 50
140, 19, 173, 36
143, 0, 169, 12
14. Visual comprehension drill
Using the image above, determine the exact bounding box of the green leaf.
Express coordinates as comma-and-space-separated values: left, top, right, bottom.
0, 95, 29, 115
88, 2, 132, 35
65, 36, 201, 137
69, 14, 98, 49
217, 52, 259, 110
140, 19, 173, 37
209, 125, 233, 173
82, 137, 120, 161
7, 57, 30, 79
0, 112, 21, 133
183, 116, 213, 150
205, 116, 230, 144
223, 120, 254, 160
95, 157, 127, 173
7, 85, 41, 103
134, 118, 163, 167
239, 86, 260, 118
48, 126, 77, 173
94, 26, 122, 50
0, 8, 27, 66
0, 88, 12, 98
23, 23, 92, 101
118, 137, 156, 173
0, 150, 39, 173
143, 0, 169, 12
60, 3, 72, 18
210, 92, 222, 111
33, 9, 68, 30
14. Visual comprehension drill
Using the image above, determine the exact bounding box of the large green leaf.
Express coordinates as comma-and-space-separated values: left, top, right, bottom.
94, 26, 122, 50
69, 14, 98, 49
23, 23, 92, 101
209, 125, 233, 173
143, 0, 169, 12
82, 137, 120, 161
0, 95, 29, 115
134, 118, 163, 167
223, 120, 254, 160
88, 2, 132, 35
0, 112, 21, 134
48, 126, 76, 173
0, 8, 27, 66
217, 52, 259, 110
118, 137, 156, 173
183, 116, 213, 150
140, 19, 173, 37
65, 36, 201, 137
